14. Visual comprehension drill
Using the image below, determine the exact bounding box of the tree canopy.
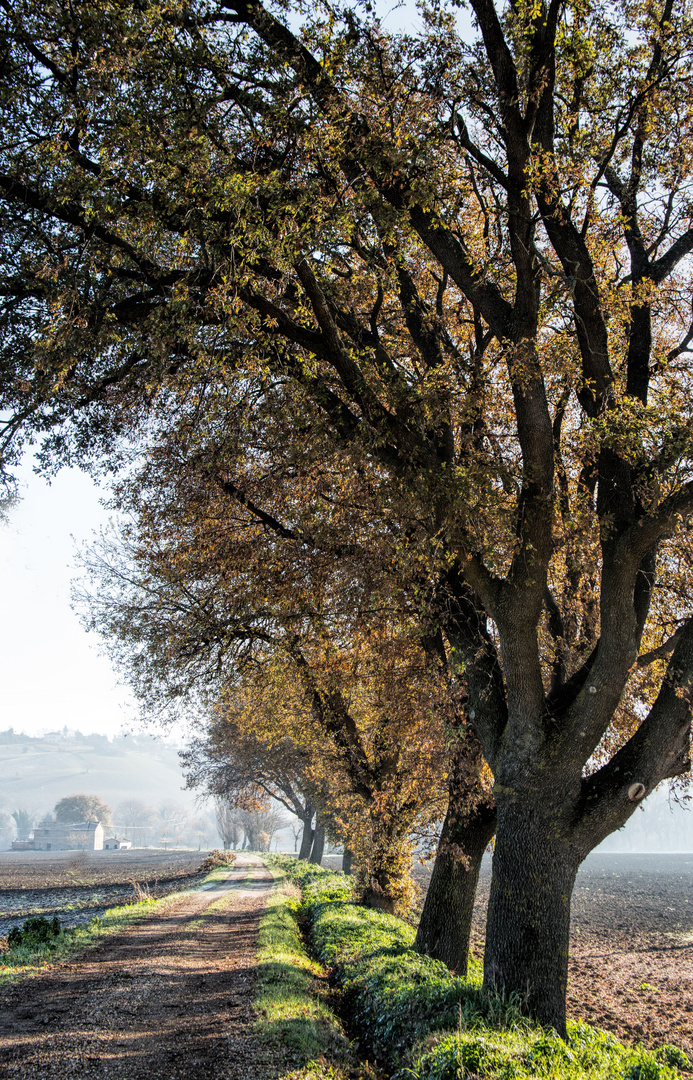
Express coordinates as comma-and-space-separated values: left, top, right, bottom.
54, 793, 113, 825
2, 0, 693, 1032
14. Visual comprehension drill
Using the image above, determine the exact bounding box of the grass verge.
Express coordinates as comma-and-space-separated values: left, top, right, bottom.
0, 857, 237, 987
0, 894, 161, 986
266, 856, 691, 1080
254, 865, 360, 1080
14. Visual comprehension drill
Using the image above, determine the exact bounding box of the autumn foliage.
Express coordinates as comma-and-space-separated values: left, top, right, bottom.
2, 0, 693, 1034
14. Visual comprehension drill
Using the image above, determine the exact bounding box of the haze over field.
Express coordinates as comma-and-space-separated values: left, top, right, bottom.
0, 729, 219, 846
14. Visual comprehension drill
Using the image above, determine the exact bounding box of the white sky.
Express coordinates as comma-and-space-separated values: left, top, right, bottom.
0, 456, 136, 738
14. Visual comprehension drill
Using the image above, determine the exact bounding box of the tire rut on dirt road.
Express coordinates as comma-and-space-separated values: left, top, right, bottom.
0, 855, 284, 1080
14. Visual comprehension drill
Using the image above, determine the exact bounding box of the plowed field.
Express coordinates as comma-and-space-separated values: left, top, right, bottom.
414, 851, 693, 1057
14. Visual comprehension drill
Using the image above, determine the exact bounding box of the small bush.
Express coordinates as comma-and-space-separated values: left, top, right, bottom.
7, 916, 61, 950
199, 849, 236, 872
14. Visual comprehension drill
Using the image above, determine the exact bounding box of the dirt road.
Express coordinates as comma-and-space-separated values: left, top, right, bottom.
0, 855, 280, 1080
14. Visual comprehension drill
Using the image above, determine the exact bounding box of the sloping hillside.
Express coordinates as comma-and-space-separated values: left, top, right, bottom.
0, 729, 198, 821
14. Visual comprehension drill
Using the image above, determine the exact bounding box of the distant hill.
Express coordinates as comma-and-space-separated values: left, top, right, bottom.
0, 728, 201, 824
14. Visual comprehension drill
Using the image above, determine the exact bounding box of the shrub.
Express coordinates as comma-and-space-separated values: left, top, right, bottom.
199, 849, 236, 872
7, 916, 61, 950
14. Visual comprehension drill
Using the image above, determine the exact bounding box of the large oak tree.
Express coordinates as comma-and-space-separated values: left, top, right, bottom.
3, 0, 693, 1031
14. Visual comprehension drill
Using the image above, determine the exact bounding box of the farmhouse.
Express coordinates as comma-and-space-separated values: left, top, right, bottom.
103, 836, 132, 850
12, 819, 104, 851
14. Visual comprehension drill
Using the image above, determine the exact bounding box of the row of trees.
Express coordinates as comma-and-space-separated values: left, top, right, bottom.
214, 801, 292, 852
117, 797, 217, 849
2, 0, 693, 1035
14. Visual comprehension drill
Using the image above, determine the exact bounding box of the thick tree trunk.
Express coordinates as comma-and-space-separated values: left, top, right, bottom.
298, 806, 314, 861
482, 803, 579, 1037
309, 820, 325, 864
342, 848, 354, 875
414, 796, 495, 975
359, 830, 411, 914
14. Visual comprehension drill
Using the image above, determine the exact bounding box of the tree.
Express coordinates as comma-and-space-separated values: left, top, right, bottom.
414, 728, 496, 973
238, 806, 289, 850
165, 595, 450, 909
0, 810, 16, 848
290, 821, 302, 853
117, 798, 156, 846
3, 0, 693, 1032
54, 793, 112, 826
188, 812, 216, 849
157, 801, 190, 848
185, 715, 321, 860
11, 808, 33, 840
214, 799, 243, 849
79, 428, 459, 913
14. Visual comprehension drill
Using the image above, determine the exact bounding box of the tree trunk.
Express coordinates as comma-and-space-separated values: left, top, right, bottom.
415, 727, 496, 975
358, 830, 411, 914
482, 802, 579, 1037
361, 879, 396, 912
309, 820, 325, 864
298, 806, 314, 861
342, 848, 353, 875
414, 796, 495, 976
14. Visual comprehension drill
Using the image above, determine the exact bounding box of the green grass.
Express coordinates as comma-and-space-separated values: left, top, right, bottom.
266, 856, 690, 1080
253, 867, 355, 1079
406, 1022, 690, 1080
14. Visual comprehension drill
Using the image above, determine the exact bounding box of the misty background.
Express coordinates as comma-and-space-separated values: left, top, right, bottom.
1, 460, 691, 855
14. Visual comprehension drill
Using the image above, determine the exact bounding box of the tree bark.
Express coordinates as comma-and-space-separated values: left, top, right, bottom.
298, 805, 314, 861
359, 833, 409, 913
415, 728, 496, 975
415, 795, 495, 976
482, 801, 580, 1038
361, 880, 396, 913
342, 848, 354, 875
309, 820, 325, 863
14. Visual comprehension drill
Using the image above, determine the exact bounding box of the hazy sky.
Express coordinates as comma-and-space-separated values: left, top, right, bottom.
1, 456, 136, 738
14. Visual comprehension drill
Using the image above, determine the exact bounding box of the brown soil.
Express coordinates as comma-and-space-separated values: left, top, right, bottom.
0, 849, 207, 890
0, 855, 287, 1080
565, 854, 693, 1057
